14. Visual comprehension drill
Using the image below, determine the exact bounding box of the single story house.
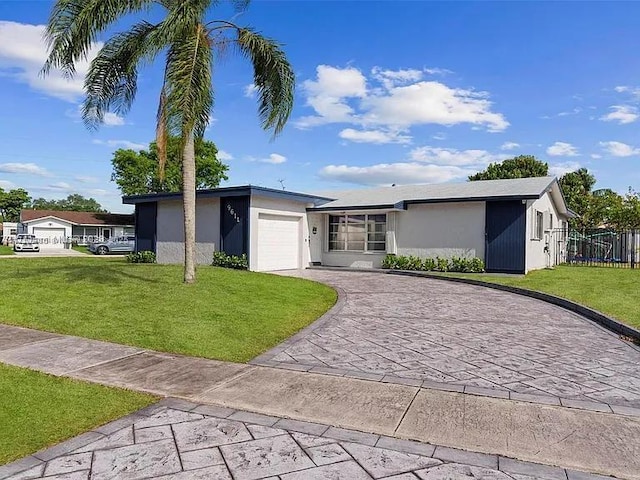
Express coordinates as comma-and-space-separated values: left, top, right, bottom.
123, 177, 572, 274
19, 210, 135, 248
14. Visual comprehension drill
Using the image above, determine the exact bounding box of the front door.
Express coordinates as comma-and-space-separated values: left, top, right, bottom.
220, 196, 249, 257
102, 228, 111, 240
485, 201, 526, 273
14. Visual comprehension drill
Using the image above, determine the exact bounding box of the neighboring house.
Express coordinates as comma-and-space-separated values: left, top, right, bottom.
19, 210, 135, 248
123, 177, 572, 274
1, 222, 18, 244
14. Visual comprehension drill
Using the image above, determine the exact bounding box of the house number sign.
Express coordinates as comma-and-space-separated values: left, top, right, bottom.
227, 204, 241, 223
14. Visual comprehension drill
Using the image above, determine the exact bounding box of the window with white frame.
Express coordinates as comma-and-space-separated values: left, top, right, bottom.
328, 214, 386, 252
533, 210, 544, 240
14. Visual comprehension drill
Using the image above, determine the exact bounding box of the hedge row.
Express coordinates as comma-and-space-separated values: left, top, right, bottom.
381, 254, 485, 273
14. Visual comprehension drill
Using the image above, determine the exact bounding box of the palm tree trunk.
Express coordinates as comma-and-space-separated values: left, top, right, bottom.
182, 134, 197, 284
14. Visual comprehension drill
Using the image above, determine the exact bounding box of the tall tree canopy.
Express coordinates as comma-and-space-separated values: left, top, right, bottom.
0, 188, 31, 222
43, 0, 295, 283
468, 155, 549, 181
30, 194, 105, 213
559, 168, 596, 229
111, 137, 228, 195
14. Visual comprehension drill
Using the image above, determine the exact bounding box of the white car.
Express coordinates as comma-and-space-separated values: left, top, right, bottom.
13, 234, 40, 252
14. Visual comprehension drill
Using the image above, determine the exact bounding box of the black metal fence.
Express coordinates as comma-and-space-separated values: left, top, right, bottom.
565, 228, 639, 269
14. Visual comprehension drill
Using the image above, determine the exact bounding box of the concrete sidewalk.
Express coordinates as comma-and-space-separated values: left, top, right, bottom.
1, 324, 639, 479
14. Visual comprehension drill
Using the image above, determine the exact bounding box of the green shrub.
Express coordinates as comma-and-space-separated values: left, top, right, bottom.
212, 251, 249, 270
381, 254, 484, 273
126, 251, 156, 264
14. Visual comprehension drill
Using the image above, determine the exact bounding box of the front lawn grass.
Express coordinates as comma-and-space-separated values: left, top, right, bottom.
0, 363, 155, 464
0, 258, 337, 362
0, 245, 14, 255
71, 245, 90, 254
441, 265, 640, 329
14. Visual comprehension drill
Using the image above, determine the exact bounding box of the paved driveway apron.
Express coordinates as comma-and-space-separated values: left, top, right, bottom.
257, 270, 640, 409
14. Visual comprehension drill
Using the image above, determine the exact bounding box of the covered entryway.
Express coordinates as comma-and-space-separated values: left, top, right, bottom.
32, 227, 66, 249
256, 214, 301, 271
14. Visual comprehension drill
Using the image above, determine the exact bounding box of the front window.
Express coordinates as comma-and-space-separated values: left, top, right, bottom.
533, 210, 544, 240
329, 214, 386, 252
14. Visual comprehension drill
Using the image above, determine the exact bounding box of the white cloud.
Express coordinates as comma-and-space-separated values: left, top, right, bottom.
338, 128, 411, 144
424, 67, 453, 76
74, 175, 98, 183
92, 139, 146, 150
557, 107, 582, 117
590, 153, 602, 159
0, 21, 103, 102
0, 162, 50, 176
217, 150, 233, 161
66, 106, 125, 126
0, 180, 16, 189
259, 153, 287, 164
297, 65, 508, 133
319, 163, 471, 186
103, 112, 125, 126
600, 105, 638, 124
548, 161, 581, 176
500, 141, 520, 151
409, 146, 506, 166
244, 83, 258, 98
546, 141, 579, 157
614, 85, 640, 97
599, 141, 640, 157
432, 132, 447, 141
371, 67, 423, 89
361, 81, 508, 132
43, 182, 72, 192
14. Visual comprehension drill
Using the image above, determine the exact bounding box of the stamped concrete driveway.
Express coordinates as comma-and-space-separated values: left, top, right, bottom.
255, 270, 640, 410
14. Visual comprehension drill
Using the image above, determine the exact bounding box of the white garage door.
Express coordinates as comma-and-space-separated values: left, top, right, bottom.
257, 214, 301, 271
33, 227, 66, 249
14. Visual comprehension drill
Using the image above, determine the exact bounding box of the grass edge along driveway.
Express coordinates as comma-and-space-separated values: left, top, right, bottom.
0, 363, 156, 465
440, 265, 640, 330
0, 257, 337, 363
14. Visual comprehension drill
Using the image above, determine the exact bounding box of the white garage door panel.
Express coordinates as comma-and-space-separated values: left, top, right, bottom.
33, 227, 66, 248
257, 214, 300, 271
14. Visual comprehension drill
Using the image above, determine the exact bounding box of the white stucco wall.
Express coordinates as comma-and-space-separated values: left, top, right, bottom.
249, 195, 311, 271
526, 191, 562, 272
396, 202, 486, 260
156, 198, 220, 265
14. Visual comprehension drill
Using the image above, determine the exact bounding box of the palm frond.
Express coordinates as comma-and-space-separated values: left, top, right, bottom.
164, 23, 214, 142
82, 21, 165, 129
43, 0, 153, 77
236, 28, 295, 136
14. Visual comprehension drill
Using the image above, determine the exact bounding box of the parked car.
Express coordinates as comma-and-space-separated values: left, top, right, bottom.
13, 234, 40, 252
89, 235, 136, 255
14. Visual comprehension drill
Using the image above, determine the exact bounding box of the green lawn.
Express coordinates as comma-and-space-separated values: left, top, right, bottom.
0, 258, 336, 362
0, 245, 14, 255
441, 265, 640, 329
0, 363, 155, 464
71, 245, 90, 254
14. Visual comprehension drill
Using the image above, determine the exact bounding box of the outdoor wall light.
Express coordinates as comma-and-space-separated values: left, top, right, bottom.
312, 226, 317, 235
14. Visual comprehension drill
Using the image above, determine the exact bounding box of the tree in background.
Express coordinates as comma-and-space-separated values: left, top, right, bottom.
559, 168, 597, 229
0, 188, 31, 222
468, 155, 548, 181
30, 194, 106, 213
609, 189, 640, 230
111, 137, 228, 196
43, 0, 295, 284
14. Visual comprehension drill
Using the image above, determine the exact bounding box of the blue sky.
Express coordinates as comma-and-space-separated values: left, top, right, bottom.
1, 1, 640, 213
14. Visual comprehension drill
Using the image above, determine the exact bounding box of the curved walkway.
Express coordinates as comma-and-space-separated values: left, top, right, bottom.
256, 270, 640, 409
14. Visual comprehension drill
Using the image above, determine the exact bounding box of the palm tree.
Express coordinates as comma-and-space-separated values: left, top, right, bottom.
42, 0, 295, 283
